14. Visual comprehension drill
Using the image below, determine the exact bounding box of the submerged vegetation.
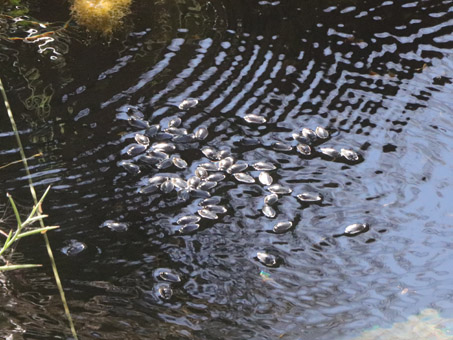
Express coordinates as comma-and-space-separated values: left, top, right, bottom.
1, 0, 132, 40
71, 0, 132, 35
0, 0, 133, 119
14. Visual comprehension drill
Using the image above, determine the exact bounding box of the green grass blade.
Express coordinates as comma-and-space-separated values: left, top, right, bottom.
21, 214, 48, 228
17, 226, 59, 239
0, 264, 42, 271
0, 230, 13, 255
26, 185, 51, 221
7, 193, 22, 228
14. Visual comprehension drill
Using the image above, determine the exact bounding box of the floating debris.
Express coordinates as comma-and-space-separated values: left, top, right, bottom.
240, 137, 260, 146
149, 175, 167, 186
195, 167, 208, 179
155, 132, 173, 141
140, 184, 159, 194
262, 204, 276, 218
217, 150, 232, 159
194, 127, 208, 140
244, 114, 266, 124
272, 142, 292, 151
234, 173, 255, 183
126, 143, 147, 156
206, 173, 226, 182
197, 180, 217, 191
218, 157, 234, 171
147, 150, 169, 159
172, 157, 188, 169
157, 284, 173, 300
297, 143, 312, 156
153, 142, 176, 153
292, 132, 310, 144
259, 171, 273, 186
179, 223, 199, 234
165, 127, 188, 136
226, 163, 248, 174
187, 176, 201, 188
116, 89, 369, 275
171, 177, 188, 189
156, 158, 173, 169
135, 133, 150, 146
297, 192, 323, 203
128, 116, 150, 129
169, 117, 182, 128
177, 215, 201, 225
320, 147, 340, 159
340, 148, 359, 161
161, 179, 175, 193
199, 162, 218, 172
191, 189, 211, 198
178, 189, 190, 201
201, 147, 218, 160
253, 162, 276, 171
302, 128, 317, 142
199, 196, 221, 207
205, 205, 227, 214
273, 221, 293, 234
198, 208, 218, 219
178, 98, 198, 110
315, 126, 329, 139
344, 223, 369, 235
100, 220, 128, 232
264, 193, 279, 205
118, 160, 141, 174
61, 239, 86, 256
144, 124, 160, 137
140, 155, 161, 165
172, 134, 194, 143
159, 271, 181, 283
268, 184, 292, 194
256, 252, 277, 266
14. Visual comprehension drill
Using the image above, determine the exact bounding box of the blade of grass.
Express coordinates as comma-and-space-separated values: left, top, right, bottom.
21, 214, 48, 228
0, 230, 13, 255
17, 226, 59, 238
7, 192, 22, 228
0, 264, 42, 271
1, 76, 78, 339
26, 185, 51, 221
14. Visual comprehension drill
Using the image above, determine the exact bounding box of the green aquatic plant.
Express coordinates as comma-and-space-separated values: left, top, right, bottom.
0, 0, 29, 17
71, 0, 132, 35
0, 75, 78, 339
0, 186, 59, 271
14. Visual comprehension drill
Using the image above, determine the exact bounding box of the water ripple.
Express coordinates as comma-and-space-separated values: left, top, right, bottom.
1, 0, 453, 339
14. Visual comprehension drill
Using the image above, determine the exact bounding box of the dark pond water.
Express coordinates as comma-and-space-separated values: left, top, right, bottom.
1, 0, 453, 339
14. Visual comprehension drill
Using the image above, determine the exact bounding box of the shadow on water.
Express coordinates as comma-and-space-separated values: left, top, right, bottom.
1, 0, 453, 339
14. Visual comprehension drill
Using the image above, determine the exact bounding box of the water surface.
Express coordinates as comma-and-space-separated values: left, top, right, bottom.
1, 0, 453, 339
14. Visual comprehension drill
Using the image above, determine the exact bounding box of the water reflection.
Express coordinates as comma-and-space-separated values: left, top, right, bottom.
1, 0, 453, 339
